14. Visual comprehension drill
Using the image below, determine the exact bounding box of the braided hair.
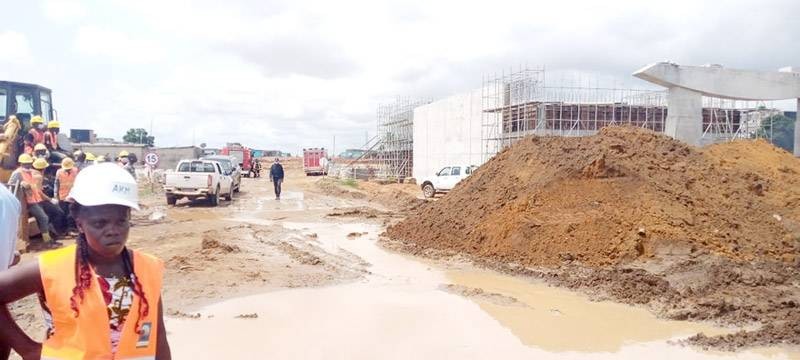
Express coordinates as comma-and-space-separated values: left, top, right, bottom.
69, 203, 150, 333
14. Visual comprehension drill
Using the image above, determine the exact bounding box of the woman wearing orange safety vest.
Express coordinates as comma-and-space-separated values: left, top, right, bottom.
0, 163, 172, 360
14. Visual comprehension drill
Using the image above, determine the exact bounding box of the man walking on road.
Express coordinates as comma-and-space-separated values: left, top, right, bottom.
270, 158, 284, 200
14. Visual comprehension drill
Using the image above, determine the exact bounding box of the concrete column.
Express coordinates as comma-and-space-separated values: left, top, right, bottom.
795, 98, 800, 157
665, 87, 703, 146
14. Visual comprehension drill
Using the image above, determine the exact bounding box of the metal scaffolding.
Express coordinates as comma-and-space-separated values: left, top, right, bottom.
376, 97, 432, 180
481, 66, 780, 161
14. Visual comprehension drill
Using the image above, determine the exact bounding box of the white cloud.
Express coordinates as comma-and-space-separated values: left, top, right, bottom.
11, 0, 799, 152
42, 0, 88, 24
0, 32, 33, 65
73, 26, 164, 65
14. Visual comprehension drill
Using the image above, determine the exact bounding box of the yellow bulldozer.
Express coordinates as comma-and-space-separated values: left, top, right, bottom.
1, 81, 59, 182
1, 81, 69, 246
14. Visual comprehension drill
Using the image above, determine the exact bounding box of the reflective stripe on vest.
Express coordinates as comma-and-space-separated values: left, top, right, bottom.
56, 169, 78, 201
17, 169, 45, 204
39, 245, 164, 360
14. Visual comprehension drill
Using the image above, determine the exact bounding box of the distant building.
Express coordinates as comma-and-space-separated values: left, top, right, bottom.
151, 146, 203, 170
75, 143, 147, 163
95, 137, 118, 144
69, 129, 96, 143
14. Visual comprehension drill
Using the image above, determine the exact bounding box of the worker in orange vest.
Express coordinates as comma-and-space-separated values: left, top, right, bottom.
54, 158, 79, 232
8, 155, 65, 245
44, 120, 61, 152
0, 163, 172, 360
28, 115, 46, 146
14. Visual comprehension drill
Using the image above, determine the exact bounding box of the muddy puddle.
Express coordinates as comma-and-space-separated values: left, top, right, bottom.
167, 220, 800, 359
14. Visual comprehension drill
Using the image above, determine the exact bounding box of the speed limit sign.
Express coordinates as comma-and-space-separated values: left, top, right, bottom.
145, 152, 159, 166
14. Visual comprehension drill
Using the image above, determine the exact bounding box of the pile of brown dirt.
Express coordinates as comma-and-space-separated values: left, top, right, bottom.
201, 230, 241, 253
386, 126, 800, 349
388, 127, 800, 267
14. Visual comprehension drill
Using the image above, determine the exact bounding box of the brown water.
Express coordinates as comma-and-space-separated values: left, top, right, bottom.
167, 220, 800, 359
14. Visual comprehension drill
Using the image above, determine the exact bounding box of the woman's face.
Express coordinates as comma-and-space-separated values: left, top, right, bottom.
75, 204, 131, 259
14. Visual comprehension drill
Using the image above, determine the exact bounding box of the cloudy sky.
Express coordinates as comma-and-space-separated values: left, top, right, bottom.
1, 0, 797, 153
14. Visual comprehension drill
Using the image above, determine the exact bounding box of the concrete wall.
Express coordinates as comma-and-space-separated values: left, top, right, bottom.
412, 88, 483, 181
75, 143, 147, 161
150, 146, 203, 170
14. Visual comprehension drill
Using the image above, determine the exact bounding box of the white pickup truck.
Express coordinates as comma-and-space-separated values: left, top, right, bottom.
419, 165, 479, 198
164, 159, 234, 206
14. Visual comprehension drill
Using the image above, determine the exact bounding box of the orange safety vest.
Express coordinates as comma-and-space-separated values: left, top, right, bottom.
45, 131, 59, 150
56, 168, 78, 201
39, 245, 164, 360
29, 128, 45, 145
16, 168, 45, 204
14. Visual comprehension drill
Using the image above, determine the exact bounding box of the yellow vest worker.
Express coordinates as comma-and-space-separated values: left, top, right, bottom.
0, 163, 172, 360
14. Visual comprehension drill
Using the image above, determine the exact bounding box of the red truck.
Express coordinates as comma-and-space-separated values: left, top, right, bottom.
303, 148, 328, 176
221, 143, 253, 176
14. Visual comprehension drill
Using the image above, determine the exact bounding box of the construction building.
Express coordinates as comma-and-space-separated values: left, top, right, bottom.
375, 97, 432, 180
411, 66, 782, 181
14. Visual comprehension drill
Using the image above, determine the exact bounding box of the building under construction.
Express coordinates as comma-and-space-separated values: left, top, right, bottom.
481, 67, 779, 161
375, 97, 432, 180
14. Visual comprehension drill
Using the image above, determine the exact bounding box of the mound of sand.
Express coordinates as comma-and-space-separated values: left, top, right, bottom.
388, 127, 800, 267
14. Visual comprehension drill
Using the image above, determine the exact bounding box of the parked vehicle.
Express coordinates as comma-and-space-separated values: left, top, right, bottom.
201, 155, 241, 192
221, 143, 253, 176
303, 148, 328, 176
419, 165, 479, 198
164, 159, 234, 206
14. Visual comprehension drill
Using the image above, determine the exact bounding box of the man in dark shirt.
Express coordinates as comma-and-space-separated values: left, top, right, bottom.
269, 158, 285, 200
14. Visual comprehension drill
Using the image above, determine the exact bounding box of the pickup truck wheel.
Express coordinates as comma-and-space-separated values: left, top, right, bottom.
224, 186, 233, 201
234, 181, 240, 193
208, 186, 220, 206
166, 195, 177, 206
422, 183, 435, 199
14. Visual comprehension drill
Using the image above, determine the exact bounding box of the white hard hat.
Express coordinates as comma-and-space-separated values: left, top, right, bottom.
67, 163, 140, 210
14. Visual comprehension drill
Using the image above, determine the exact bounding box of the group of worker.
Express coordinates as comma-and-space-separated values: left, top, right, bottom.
1, 162, 171, 359
9, 148, 138, 248
22, 115, 63, 161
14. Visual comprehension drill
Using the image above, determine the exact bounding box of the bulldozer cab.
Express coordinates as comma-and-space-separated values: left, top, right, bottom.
1, 81, 55, 184
0, 81, 54, 127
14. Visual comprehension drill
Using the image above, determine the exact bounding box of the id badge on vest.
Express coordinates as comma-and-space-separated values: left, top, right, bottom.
136, 322, 153, 348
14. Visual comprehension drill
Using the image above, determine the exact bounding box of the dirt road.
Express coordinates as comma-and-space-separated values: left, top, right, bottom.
8, 159, 800, 359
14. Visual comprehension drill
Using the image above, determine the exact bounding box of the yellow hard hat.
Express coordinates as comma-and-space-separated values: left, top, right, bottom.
17, 153, 34, 164
33, 158, 49, 170
118, 150, 129, 157
30, 116, 44, 125
47, 120, 61, 129
62, 157, 75, 170
85, 152, 97, 161
34, 143, 47, 151
96, 156, 107, 163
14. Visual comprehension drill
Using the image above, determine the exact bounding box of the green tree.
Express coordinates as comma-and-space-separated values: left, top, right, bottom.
755, 114, 794, 153
123, 128, 155, 146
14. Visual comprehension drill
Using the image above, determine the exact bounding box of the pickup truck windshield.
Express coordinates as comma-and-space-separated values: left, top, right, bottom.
178, 161, 216, 173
